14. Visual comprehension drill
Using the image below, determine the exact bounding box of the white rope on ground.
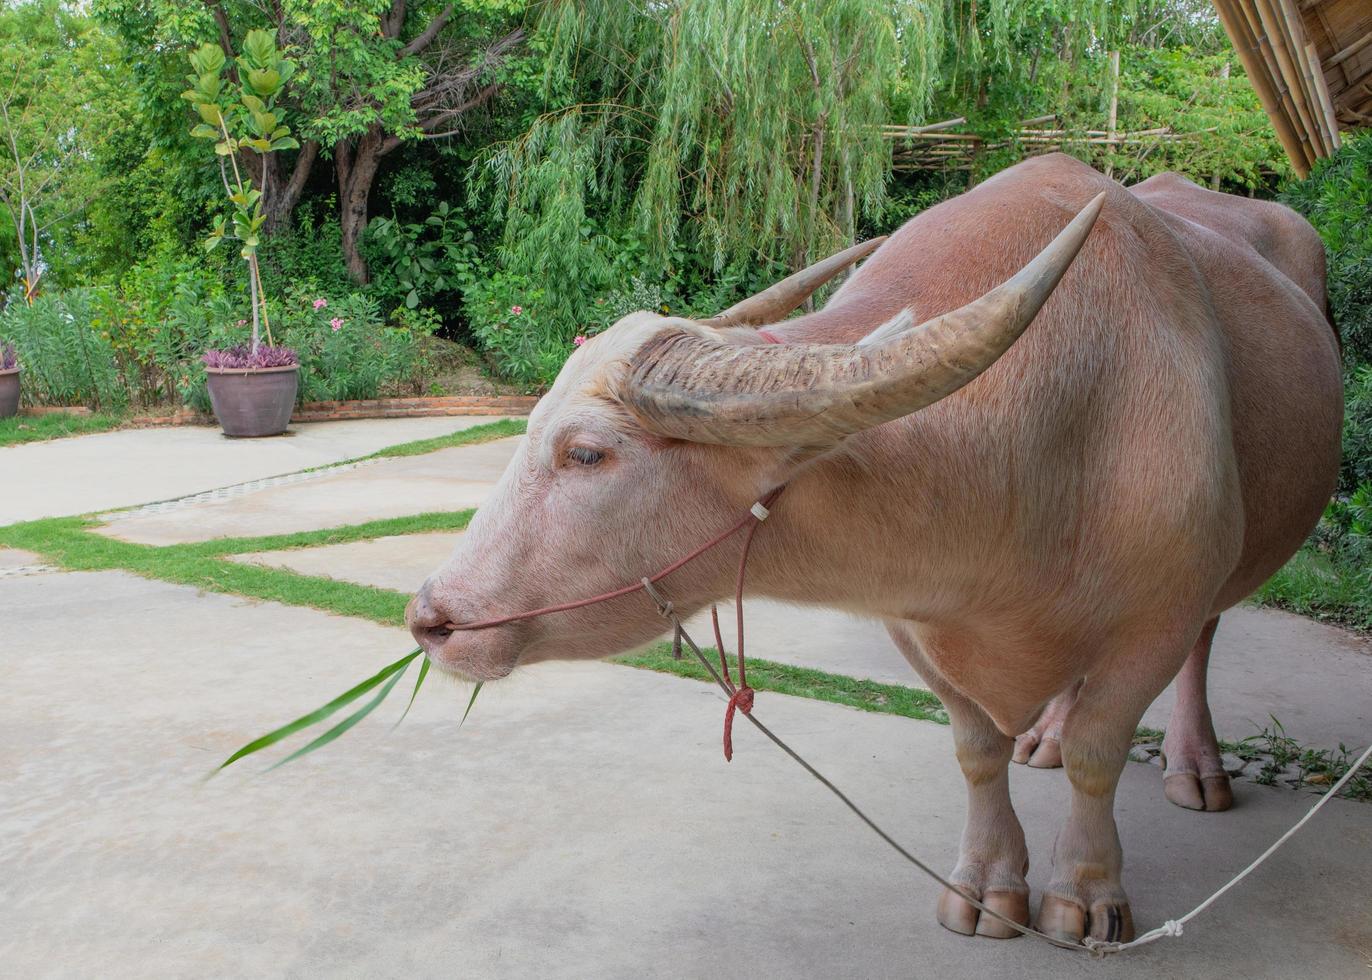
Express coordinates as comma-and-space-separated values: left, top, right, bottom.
643, 575, 1372, 958
1083, 736, 1372, 955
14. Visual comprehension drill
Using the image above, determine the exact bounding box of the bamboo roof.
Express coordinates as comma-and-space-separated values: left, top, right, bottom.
1215, 0, 1371, 176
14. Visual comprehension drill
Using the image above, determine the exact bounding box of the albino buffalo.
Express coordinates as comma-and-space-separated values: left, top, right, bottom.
408, 154, 1342, 945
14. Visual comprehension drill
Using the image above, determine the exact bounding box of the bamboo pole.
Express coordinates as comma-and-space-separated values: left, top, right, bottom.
1327, 29, 1372, 68
1256, 0, 1328, 157
1306, 40, 1342, 151
1236, 0, 1317, 163
1275, 0, 1336, 155
1214, 0, 1311, 175
1105, 50, 1120, 178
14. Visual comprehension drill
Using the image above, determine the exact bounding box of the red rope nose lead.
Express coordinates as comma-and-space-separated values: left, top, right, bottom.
716, 498, 773, 762
442, 486, 784, 763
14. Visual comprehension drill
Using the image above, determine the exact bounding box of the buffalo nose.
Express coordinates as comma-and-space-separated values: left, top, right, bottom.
407, 585, 454, 652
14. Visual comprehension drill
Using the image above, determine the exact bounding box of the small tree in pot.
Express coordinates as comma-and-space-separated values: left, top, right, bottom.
0, 340, 18, 418
183, 31, 301, 437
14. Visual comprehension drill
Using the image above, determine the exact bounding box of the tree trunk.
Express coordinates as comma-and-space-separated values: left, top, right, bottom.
337, 131, 385, 284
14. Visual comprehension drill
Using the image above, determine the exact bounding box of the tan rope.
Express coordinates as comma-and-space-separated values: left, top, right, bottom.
640, 573, 1372, 958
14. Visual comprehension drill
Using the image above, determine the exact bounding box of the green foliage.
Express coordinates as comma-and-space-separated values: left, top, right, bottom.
182, 29, 298, 350
255, 204, 355, 300
0, 291, 128, 410
0, 412, 124, 446
273, 287, 437, 403
1282, 133, 1372, 370
0, 0, 123, 297
362, 201, 479, 310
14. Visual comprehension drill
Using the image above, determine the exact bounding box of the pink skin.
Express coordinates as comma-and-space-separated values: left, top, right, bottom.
406, 155, 1341, 944
408, 339, 784, 681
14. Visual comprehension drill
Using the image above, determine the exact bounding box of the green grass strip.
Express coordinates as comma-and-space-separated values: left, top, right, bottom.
0, 516, 413, 627
294, 416, 528, 475
187, 510, 475, 557
0, 412, 125, 446
614, 643, 949, 724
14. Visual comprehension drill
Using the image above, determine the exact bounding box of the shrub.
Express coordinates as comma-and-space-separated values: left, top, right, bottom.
0, 291, 127, 410
463, 272, 569, 385
274, 288, 436, 402
363, 201, 479, 312
1281, 132, 1372, 369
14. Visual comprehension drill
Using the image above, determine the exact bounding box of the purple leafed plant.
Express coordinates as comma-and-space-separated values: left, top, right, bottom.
0, 341, 16, 371
202, 344, 299, 370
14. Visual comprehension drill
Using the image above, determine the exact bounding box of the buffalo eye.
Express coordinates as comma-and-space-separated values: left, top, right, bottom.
566, 446, 605, 466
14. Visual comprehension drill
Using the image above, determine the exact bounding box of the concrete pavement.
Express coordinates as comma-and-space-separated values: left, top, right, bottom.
97, 437, 523, 545
3, 569, 1370, 978
0, 416, 512, 525
4, 420, 1371, 977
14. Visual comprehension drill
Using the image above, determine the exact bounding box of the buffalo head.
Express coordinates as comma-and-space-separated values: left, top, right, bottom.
406, 194, 1105, 680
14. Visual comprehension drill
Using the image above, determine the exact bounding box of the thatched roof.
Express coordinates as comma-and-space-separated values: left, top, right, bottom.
1215, 0, 1371, 176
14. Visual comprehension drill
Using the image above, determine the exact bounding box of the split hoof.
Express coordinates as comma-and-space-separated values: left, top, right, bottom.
937, 887, 1029, 939
1036, 894, 1135, 945
1164, 771, 1234, 812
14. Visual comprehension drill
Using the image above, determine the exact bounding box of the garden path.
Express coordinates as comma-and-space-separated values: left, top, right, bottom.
2, 567, 1369, 978
2, 420, 1370, 976
0, 416, 505, 526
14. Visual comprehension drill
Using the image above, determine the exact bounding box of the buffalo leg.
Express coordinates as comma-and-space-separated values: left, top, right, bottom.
887, 625, 1030, 939
1037, 622, 1203, 945
1160, 616, 1233, 811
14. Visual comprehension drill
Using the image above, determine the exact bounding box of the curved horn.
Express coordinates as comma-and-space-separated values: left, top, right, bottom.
621, 193, 1106, 447
706, 236, 888, 327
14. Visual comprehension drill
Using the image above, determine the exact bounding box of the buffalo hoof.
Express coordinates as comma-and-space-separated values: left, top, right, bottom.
1037, 894, 1135, 945
1163, 771, 1234, 812
937, 886, 1030, 939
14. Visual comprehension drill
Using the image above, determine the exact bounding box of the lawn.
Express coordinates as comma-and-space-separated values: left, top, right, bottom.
0, 412, 124, 446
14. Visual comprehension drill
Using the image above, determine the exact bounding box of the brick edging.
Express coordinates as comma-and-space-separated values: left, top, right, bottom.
19, 395, 540, 427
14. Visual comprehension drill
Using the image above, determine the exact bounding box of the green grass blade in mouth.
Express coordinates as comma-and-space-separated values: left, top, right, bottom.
392, 656, 432, 731
461, 681, 483, 727
212, 648, 423, 774
268, 663, 413, 771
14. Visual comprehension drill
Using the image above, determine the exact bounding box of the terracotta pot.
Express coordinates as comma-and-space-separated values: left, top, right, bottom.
0, 367, 18, 419
205, 364, 299, 437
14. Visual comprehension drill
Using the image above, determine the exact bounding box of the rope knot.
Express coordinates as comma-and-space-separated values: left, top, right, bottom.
722, 685, 755, 762
1162, 919, 1183, 937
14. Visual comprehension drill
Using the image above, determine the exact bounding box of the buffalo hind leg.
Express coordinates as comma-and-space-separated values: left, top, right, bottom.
1038, 624, 1201, 944
1161, 616, 1233, 812
1012, 680, 1079, 768
887, 626, 1030, 939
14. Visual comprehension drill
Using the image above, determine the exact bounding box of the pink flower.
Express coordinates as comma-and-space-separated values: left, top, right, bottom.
510, 305, 523, 315
236, 319, 247, 326
313, 298, 328, 310
573, 334, 588, 347
330, 317, 344, 332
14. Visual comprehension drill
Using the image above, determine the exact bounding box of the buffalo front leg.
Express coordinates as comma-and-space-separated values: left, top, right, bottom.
1161, 617, 1234, 812
1038, 624, 1202, 945
887, 625, 1030, 939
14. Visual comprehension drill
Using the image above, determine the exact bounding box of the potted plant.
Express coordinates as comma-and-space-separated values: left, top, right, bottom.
0, 340, 17, 418
183, 32, 301, 437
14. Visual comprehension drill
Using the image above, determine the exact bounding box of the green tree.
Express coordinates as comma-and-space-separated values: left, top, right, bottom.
0, 1, 117, 302
98, 0, 526, 282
